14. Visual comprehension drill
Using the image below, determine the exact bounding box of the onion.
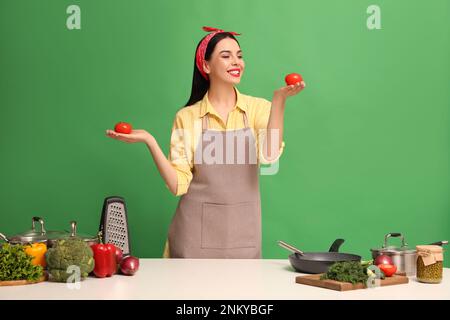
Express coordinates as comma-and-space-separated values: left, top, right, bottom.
120, 256, 140, 276
374, 254, 393, 266
115, 247, 123, 264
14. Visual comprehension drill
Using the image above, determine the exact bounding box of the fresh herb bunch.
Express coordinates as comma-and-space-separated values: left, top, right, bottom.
320, 261, 369, 285
0, 243, 44, 281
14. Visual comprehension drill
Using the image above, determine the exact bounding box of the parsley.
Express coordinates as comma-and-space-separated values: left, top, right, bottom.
320, 261, 369, 285
0, 243, 43, 281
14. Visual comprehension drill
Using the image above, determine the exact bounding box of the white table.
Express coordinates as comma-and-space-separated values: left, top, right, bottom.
1, 259, 449, 300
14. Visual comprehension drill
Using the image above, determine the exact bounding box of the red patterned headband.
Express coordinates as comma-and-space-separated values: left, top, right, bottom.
195, 26, 241, 80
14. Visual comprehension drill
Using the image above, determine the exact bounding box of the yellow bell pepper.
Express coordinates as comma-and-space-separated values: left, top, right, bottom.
24, 242, 47, 267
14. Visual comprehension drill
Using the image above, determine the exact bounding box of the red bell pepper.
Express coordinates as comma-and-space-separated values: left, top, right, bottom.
91, 242, 117, 278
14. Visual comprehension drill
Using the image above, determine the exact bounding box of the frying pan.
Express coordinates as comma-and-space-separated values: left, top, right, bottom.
278, 239, 361, 274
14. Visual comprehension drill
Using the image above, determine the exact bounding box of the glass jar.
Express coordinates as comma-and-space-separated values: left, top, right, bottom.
416, 245, 444, 284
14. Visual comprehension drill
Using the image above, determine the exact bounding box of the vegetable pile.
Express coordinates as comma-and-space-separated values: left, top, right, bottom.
0, 243, 44, 281
46, 238, 95, 282
320, 261, 369, 285
374, 254, 397, 276
90, 231, 140, 278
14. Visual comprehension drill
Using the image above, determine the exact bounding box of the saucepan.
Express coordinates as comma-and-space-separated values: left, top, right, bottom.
278, 239, 361, 274
0, 216, 99, 248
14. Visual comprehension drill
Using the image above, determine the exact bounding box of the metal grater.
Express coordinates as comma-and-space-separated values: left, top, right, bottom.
99, 196, 131, 256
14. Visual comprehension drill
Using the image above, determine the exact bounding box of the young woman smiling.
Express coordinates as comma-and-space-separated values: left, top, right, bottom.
106, 26, 305, 258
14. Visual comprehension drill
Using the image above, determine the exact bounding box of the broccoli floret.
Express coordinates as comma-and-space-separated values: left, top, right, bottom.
46, 238, 95, 282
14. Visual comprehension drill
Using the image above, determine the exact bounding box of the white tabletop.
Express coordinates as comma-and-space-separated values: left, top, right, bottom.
1, 259, 449, 300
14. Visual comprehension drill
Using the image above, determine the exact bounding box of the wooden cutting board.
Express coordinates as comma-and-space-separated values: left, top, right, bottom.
0, 274, 47, 286
296, 273, 409, 291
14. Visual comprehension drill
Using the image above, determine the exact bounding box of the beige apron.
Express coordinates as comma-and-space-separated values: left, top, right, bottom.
168, 112, 261, 258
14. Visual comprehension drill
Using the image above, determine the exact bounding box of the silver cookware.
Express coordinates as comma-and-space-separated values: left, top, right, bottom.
0, 217, 51, 245
0, 217, 99, 247
370, 233, 448, 276
47, 220, 99, 247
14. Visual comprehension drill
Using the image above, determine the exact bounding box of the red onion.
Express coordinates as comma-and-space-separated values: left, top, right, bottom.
115, 247, 123, 264
375, 254, 393, 266
120, 256, 139, 276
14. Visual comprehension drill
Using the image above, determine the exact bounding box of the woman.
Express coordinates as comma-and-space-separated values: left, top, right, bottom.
106, 26, 305, 258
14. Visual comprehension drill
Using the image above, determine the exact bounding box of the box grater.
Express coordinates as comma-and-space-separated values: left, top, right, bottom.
99, 196, 131, 256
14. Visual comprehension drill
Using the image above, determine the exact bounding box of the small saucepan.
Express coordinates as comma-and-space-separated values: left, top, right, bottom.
278, 239, 361, 274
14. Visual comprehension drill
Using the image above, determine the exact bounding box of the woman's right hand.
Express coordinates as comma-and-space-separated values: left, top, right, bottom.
106, 129, 154, 144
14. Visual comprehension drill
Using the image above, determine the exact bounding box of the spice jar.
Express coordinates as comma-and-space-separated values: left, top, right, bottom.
416, 245, 444, 283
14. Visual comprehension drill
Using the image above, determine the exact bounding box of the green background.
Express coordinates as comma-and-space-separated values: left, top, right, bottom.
1, 0, 449, 267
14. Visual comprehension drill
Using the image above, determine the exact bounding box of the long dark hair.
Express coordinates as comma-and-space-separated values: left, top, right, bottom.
184, 32, 240, 107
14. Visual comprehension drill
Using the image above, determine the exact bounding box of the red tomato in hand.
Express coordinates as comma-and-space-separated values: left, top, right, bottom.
378, 264, 397, 277
285, 73, 303, 86
114, 122, 132, 134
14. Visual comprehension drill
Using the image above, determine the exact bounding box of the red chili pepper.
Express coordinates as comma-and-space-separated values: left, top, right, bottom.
91, 243, 117, 278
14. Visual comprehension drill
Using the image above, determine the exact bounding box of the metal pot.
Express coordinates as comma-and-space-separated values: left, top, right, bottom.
47, 221, 99, 247
0, 217, 99, 248
0, 217, 51, 245
370, 233, 448, 276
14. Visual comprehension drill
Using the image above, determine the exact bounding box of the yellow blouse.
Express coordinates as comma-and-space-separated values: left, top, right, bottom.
167, 87, 285, 197
162, 87, 285, 258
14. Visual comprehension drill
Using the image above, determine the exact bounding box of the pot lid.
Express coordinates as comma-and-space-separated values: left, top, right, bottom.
7, 231, 48, 244
1, 217, 98, 245
4, 217, 48, 244
58, 221, 97, 241
371, 233, 416, 254
45, 230, 70, 240
373, 246, 416, 254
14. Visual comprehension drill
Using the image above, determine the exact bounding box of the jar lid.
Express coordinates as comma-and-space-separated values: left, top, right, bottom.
416, 245, 443, 253
417, 245, 443, 266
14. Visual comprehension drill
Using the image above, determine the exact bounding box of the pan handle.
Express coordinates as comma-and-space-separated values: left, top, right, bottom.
277, 240, 304, 256
429, 240, 448, 246
0, 233, 9, 243
328, 239, 345, 252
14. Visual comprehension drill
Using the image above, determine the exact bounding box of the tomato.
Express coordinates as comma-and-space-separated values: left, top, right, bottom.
378, 264, 397, 277
114, 122, 132, 134
285, 73, 303, 86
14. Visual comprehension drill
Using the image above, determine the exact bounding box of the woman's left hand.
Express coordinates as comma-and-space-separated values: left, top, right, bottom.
274, 81, 306, 100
